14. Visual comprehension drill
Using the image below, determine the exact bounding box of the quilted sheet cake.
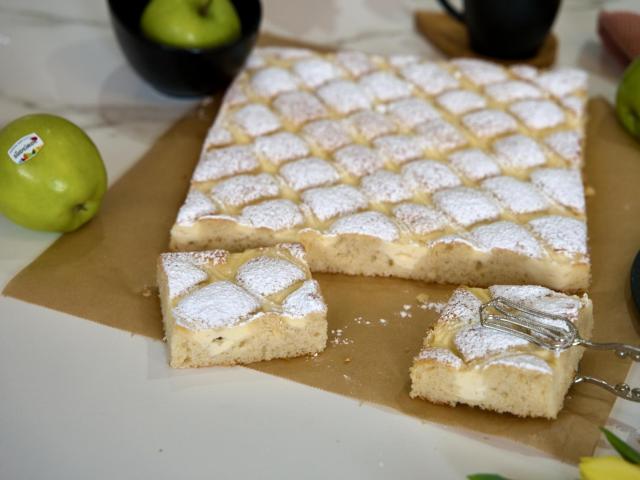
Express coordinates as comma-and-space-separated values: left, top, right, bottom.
170, 47, 590, 291
410, 286, 593, 418
157, 243, 327, 367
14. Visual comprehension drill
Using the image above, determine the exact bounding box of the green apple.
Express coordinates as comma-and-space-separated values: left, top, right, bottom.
0, 114, 107, 232
616, 57, 640, 141
140, 0, 241, 49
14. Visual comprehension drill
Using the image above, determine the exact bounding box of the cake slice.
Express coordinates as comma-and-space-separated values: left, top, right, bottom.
157, 243, 327, 368
410, 285, 593, 418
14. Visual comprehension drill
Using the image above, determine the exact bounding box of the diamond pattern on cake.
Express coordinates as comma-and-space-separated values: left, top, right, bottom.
433, 187, 501, 227
482, 176, 550, 214
250, 67, 298, 98
462, 109, 518, 139
484, 81, 543, 103
211, 173, 280, 207
279, 157, 340, 192
452, 58, 508, 85
402, 160, 461, 193
360, 71, 412, 101
361, 170, 413, 203
448, 149, 500, 181
510, 100, 565, 130
334, 144, 385, 177
238, 199, 304, 231
471, 221, 544, 258
176, 189, 217, 226
393, 203, 449, 235
233, 104, 282, 137
436, 90, 487, 115
348, 111, 396, 140
329, 211, 400, 242
415, 118, 467, 152
492, 134, 546, 170
302, 119, 352, 152
401, 63, 459, 95
193, 145, 259, 182
530, 168, 585, 213
529, 215, 587, 257
236, 256, 306, 297
293, 58, 343, 87
273, 91, 328, 127
389, 103, 441, 134
254, 132, 310, 165
373, 135, 424, 165
301, 185, 368, 221
317, 80, 372, 114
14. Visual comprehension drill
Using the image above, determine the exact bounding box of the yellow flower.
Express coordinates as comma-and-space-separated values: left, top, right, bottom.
580, 456, 640, 480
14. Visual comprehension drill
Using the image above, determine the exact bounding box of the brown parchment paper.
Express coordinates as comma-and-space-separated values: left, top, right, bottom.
414, 10, 558, 67
4, 33, 640, 464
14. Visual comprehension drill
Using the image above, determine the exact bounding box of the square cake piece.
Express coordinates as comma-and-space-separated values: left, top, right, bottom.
157, 243, 327, 368
170, 47, 590, 291
410, 285, 593, 418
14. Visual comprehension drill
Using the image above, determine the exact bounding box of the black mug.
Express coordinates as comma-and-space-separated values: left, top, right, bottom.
438, 0, 561, 59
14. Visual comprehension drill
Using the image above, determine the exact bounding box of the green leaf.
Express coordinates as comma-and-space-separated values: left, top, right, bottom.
601, 427, 640, 464
467, 475, 511, 480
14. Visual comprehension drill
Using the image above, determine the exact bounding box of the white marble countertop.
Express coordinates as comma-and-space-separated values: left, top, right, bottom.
1, 1, 638, 478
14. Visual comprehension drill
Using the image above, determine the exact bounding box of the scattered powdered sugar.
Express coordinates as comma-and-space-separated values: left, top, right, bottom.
454, 324, 530, 362
330, 328, 355, 345
236, 255, 306, 297
329, 211, 400, 242
273, 91, 328, 127
481, 176, 550, 214
492, 134, 547, 169
335, 50, 375, 77
483, 354, 552, 374
211, 173, 280, 207
279, 156, 340, 191
387, 98, 441, 127
448, 148, 501, 181
334, 144, 385, 177
535, 68, 588, 97
192, 145, 259, 182
302, 119, 352, 151
360, 71, 412, 101
509, 100, 565, 130
530, 168, 585, 213
544, 130, 582, 165
440, 288, 482, 325
528, 215, 587, 257
204, 126, 234, 148
560, 95, 585, 118
401, 62, 459, 95
360, 170, 413, 203
436, 89, 487, 115
173, 281, 260, 331
317, 80, 372, 114
282, 280, 327, 317
509, 64, 539, 81
233, 104, 282, 137
419, 301, 447, 313
302, 184, 368, 221
415, 118, 468, 152
162, 253, 214, 299
373, 135, 424, 165
238, 199, 304, 231
484, 80, 543, 103
293, 57, 343, 87
348, 111, 396, 141
392, 203, 449, 235
254, 132, 310, 165
433, 187, 501, 227
402, 159, 461, 193
462, 109, 518, 138
416, 347, 463, 368
176, 189, 217, 225
250, 67, 298, 98
452, 58, 507, 85
471, 221, 544, 258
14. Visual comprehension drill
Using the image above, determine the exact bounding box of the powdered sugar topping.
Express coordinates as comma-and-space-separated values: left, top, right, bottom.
492, 134, 547, 170
462, 109, 518, 138
510, 100, 565, 130
254, 132, 310, 165
393, 203, 449, 235
279, 156, 339, 191
528, 215, 587, 257
233, 104, 282, 137
530, 168, 585, 213
211, 173, 280, 207
433, 187, 501, 227
471, 221, 544, 258
193, 145, 259, 182
238, 199, 304, 231
448, 149, 501, 181
176, 189, 217, 225
236, 256, 306, 297
329, 211, 400, 242
402, 160, 461, 193
302, 184, 368, 221
482, 176, 550, 214
282, 280, 327, 317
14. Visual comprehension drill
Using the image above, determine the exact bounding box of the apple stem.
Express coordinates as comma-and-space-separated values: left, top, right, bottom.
199, 0, 213, 17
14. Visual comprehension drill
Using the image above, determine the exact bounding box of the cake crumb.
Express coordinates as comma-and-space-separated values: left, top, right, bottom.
379, 318, 387, 325
402, 304, 411, 310
585, 185, 595, 196
344, 357, 352, 363
141, 285, 155, 297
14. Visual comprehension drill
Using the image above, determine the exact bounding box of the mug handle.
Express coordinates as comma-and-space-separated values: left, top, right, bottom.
437, 0, 465, 22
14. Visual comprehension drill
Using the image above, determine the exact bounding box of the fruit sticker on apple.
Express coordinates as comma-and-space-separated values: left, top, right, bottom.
0, 114, 108, 232
7, 132, 44, 164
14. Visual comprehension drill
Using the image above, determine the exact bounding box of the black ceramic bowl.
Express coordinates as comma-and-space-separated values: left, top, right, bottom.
107, 0, 261, 97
